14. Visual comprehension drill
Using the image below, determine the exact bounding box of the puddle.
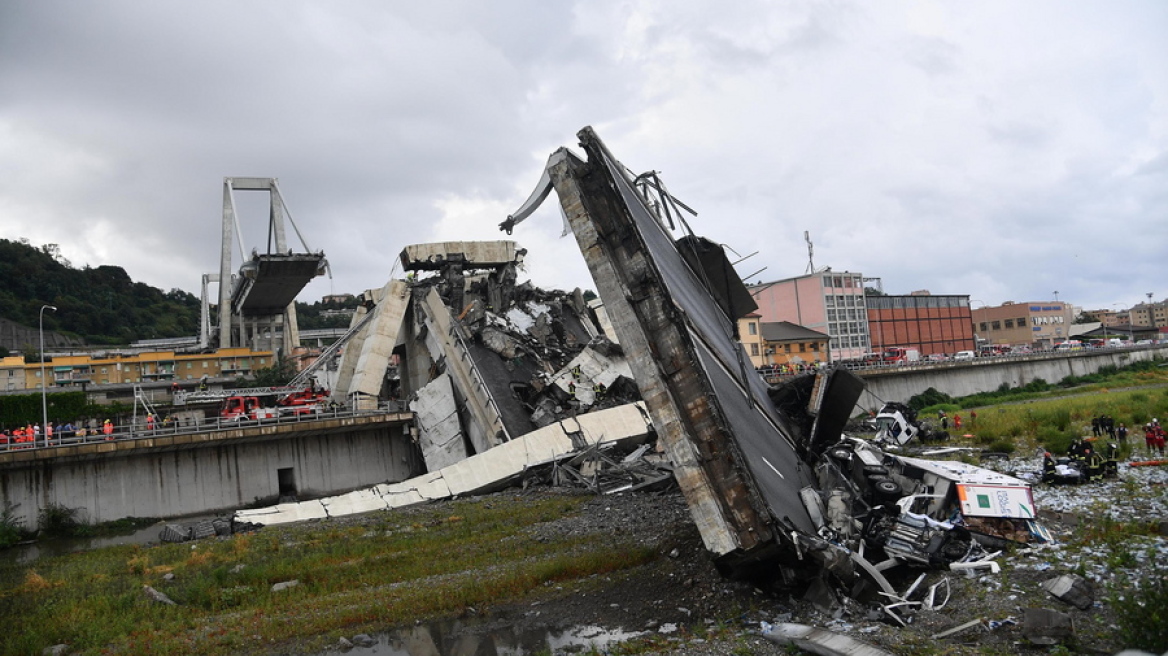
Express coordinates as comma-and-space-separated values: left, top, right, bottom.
6, 514, 221, 566
314, 617, 645, 655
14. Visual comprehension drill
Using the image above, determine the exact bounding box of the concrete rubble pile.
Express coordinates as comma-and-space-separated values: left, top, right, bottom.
336, 240, 643, 472
233, 128, 1111, 643
235, 239, 652, 527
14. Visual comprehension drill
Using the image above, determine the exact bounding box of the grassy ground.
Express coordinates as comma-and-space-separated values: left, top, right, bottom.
0, 494, 655, 655
5, 363, 1167, 655
918, 366, 1168, 456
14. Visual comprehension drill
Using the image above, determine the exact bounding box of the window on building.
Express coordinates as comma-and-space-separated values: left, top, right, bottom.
799, 343, 806, 352
186, 362, 192, 369
991, 321, 1001, 330
811, 342, 819, 351
748, 322, 757, 335
1017, 317, 1025, 326
980, 322, 988, 331
750, 344, 759, 356
784, 344, 792, 353
1005, 319, 1014, 328
827, 310, 837, 321
833, 276, 842, 288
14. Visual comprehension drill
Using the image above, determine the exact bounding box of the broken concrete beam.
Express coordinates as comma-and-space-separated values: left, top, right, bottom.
236, 499, 328, 526
400, 241, 524, 272
1040, 574, 1095, 610
1022, 608, 1074, 646
233, 403, 653, 526
761, 621, 895, 656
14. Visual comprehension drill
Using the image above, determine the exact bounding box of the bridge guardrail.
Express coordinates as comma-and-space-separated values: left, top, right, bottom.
758, 342, 1162, 382
1, 404, 409, 454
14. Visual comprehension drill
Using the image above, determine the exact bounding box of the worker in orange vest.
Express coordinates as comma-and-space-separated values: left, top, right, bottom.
102, 419, 114, 440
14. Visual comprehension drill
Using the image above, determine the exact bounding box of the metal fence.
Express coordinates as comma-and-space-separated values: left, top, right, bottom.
1, 403, 405, 453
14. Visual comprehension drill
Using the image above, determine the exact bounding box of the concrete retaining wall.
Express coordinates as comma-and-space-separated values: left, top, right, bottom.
860, 346, 1168, 408
0, 424, 417, 531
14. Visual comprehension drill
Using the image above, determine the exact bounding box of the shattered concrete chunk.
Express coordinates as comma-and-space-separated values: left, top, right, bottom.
1022, 608, 1074, 646
271, 580, 300, 593
143, 585, 177, 606
1040, 574, 1095, 610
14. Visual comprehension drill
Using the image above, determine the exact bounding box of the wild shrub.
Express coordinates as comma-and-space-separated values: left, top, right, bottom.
907, 387, 955, 412
38, 503, 90, 538
986, 439, 1016, 454
0, 503, 28, 549
1113, 560, 1168, 653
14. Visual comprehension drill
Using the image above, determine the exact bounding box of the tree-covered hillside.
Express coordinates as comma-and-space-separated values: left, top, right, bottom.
0, 239, 201, 345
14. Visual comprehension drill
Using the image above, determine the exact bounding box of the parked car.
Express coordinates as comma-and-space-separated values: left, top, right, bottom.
926, 353, 949, 362
953, 351, 975, 361
1136, 339, 1153, 346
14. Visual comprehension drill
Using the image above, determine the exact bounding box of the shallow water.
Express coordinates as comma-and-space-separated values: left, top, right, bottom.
8, 514, 220, 565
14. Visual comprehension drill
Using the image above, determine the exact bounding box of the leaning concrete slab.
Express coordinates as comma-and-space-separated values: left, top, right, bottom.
416, 286, 509, 453
346, 279, 409, 408
410, 373, 470, 471
233, 403, 652, 526
528, 128, 818, 561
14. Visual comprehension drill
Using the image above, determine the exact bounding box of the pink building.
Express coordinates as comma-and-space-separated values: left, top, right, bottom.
748, 271, 871, 362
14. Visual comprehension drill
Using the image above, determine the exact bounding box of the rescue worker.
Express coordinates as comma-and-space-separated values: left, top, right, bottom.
102, 419, 114, 440
592, 382, 607, 404
1041, 451, 1057, 484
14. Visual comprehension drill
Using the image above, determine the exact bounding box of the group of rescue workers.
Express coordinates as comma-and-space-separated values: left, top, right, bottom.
1042, 415, 1166, 484
1042, 435, 1119, 484
1, 419, 117, 447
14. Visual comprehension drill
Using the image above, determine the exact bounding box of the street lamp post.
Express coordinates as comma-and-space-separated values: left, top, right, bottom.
39, 304, 56, 447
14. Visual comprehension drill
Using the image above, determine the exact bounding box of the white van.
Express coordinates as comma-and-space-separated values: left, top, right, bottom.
953, 350, 975, 361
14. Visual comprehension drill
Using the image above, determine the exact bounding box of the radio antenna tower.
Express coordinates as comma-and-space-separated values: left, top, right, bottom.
804, 231, 815, 274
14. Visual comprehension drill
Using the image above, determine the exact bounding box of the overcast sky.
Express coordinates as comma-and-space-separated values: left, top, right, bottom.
2, 1, 1165, 314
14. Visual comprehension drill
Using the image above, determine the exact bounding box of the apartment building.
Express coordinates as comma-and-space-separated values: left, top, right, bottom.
748, 271, 870, 362
14, 347, 274, 390
971, 301, 1074, 348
